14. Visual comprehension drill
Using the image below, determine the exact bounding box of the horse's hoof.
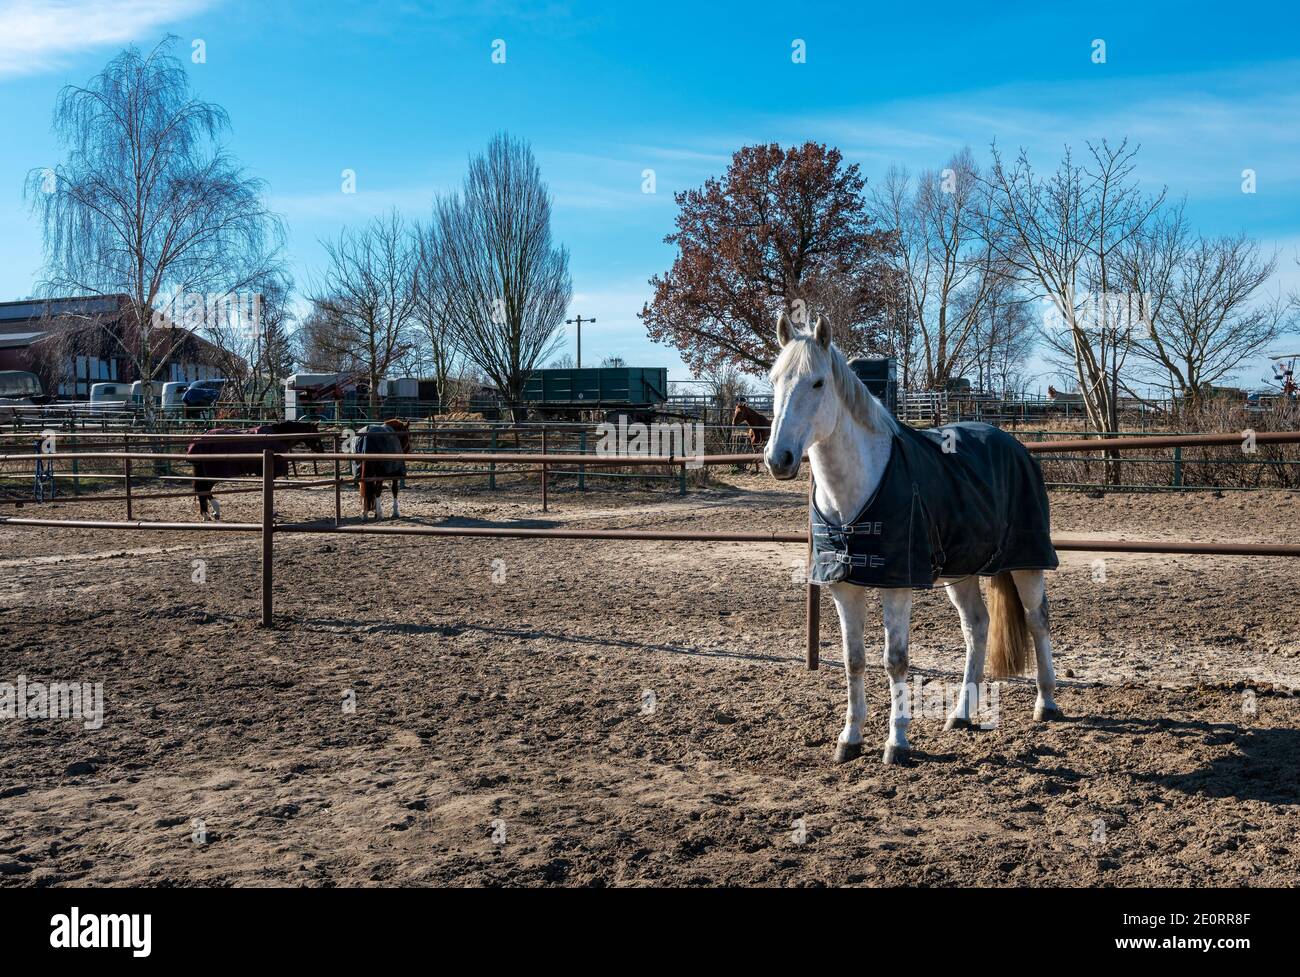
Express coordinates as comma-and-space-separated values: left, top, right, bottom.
881, 745, 912, 766
944, 716, 975, 731
1034, 705, 1065, 722
833, 741, 864, 763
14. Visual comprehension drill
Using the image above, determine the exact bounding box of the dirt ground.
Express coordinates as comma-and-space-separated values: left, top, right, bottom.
1, 470, 1299, 887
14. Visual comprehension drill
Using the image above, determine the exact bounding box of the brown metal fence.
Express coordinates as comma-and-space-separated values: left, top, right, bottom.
3, 432, 1300, 672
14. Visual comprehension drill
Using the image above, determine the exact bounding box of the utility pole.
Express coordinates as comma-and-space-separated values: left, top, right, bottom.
565, 314, 596, 368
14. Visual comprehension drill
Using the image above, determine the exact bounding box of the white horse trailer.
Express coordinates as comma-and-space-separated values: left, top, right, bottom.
89, 382, 132, 408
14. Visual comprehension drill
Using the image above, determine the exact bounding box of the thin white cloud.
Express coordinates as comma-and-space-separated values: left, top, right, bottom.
787, 60, 1300, 201
268, 185, 441, 224
0, 0, 216, 78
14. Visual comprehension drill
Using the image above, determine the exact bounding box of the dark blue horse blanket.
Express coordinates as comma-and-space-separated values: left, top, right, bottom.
357, 425, 407, 478
810, 422, 1058, 589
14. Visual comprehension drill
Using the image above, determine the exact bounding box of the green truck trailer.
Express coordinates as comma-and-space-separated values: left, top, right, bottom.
521, 367, 668, 413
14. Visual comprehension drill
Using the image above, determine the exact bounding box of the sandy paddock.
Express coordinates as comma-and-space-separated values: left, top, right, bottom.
1, 471, 1299, 887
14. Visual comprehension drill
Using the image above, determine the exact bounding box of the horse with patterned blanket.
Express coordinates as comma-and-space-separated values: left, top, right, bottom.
764, 312, 1062, 766
357, 419, 411, 519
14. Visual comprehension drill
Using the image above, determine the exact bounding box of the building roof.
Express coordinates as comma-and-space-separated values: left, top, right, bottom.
0, 292, 239, 367
0, 331, 49, 348
0, 295, 122, 323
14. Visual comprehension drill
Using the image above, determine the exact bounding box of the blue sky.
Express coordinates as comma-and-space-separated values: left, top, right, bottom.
1, 0, 1297, 390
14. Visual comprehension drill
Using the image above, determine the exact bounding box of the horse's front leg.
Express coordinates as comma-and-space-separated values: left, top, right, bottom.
942, 576, 989, 730
879, 588, 913, 765
828, 582, 868, 763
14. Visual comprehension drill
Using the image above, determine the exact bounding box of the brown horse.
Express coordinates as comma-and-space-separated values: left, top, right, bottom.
357, 418, 411, 519
187, 420, 322, 520
732, 401, 771, 473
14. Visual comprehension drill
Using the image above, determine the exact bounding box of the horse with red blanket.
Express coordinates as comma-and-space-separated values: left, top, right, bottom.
186, 420, 322, 520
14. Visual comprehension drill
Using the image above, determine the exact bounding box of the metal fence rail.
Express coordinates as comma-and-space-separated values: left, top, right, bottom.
4, 430, 1300, 673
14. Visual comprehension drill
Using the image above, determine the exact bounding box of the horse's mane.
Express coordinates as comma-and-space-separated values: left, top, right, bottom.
769, 336, 896, 434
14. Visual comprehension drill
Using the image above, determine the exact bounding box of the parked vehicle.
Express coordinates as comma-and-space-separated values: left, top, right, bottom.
162, 381, 190, 412
181, 378, 227, 414
0, 370, 47, 418
89, 381, 133, 407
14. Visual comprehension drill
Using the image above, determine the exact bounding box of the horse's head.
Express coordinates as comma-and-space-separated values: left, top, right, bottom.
731, 402, 746, 426
383, 417, 411, 452
263, 419, 323, 451
765, 312, 892, 480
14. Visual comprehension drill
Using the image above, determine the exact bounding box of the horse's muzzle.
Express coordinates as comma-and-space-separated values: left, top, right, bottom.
765, 448, 800, 480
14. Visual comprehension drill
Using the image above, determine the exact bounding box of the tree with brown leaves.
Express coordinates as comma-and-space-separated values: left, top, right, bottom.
640, 142, 899, 376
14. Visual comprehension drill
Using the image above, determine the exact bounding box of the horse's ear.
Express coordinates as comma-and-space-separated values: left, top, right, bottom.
777, 311, 795, 347
813, 314, 832, 350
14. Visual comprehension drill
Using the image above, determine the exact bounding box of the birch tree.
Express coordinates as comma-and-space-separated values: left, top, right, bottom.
25, 37, 284, 421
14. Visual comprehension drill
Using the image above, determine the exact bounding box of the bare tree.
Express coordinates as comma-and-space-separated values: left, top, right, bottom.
701, 361, 754, 415
309, 210, 417, 414
1120, 207, 1284, 407
25, 37, 284, 421
411, 218, 463, 406
982, 139, 1164, 443
872, 148, 999, 390
201, 274, 297, 414
296, 305, 361, 375
432, 133, 571, 419
954, 279, 1037, 396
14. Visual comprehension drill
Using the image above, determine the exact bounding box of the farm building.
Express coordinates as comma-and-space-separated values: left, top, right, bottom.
0, 294, 226, 400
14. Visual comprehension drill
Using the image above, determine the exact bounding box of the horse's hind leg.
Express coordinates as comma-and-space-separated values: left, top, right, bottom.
195, 480, 218, 520
942, 576, 990, 731
390, 480, 400, 519
879, 588, 913, 764
828, 582, 868, 762
1011, 569, 1062, 721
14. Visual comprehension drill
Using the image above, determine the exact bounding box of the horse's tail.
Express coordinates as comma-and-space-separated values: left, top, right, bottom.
986, 571, 1030, 678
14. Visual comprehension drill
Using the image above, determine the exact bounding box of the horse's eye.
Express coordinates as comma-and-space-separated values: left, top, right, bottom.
812, 379, 824, 390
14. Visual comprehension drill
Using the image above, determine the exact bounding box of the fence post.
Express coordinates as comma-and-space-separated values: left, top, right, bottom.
124, 458, 133, 517
333, 432, 342, 526
261, 448, 275, 627
489, 429, 497, 490
541, 427, 548, 512
578, 429, 586, 492
805, 472, 820, 670
123, 432, 133, 519
72, 456, 80, 497
1173, 445, 1183, 488
679, 460, 687, 496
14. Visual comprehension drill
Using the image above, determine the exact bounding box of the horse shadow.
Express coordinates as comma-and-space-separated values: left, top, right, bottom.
1069, 714, 1300, 806
1138, 725, 1300, 806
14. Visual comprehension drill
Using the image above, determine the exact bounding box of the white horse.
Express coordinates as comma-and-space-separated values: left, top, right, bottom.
765, 313, 1062, 765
